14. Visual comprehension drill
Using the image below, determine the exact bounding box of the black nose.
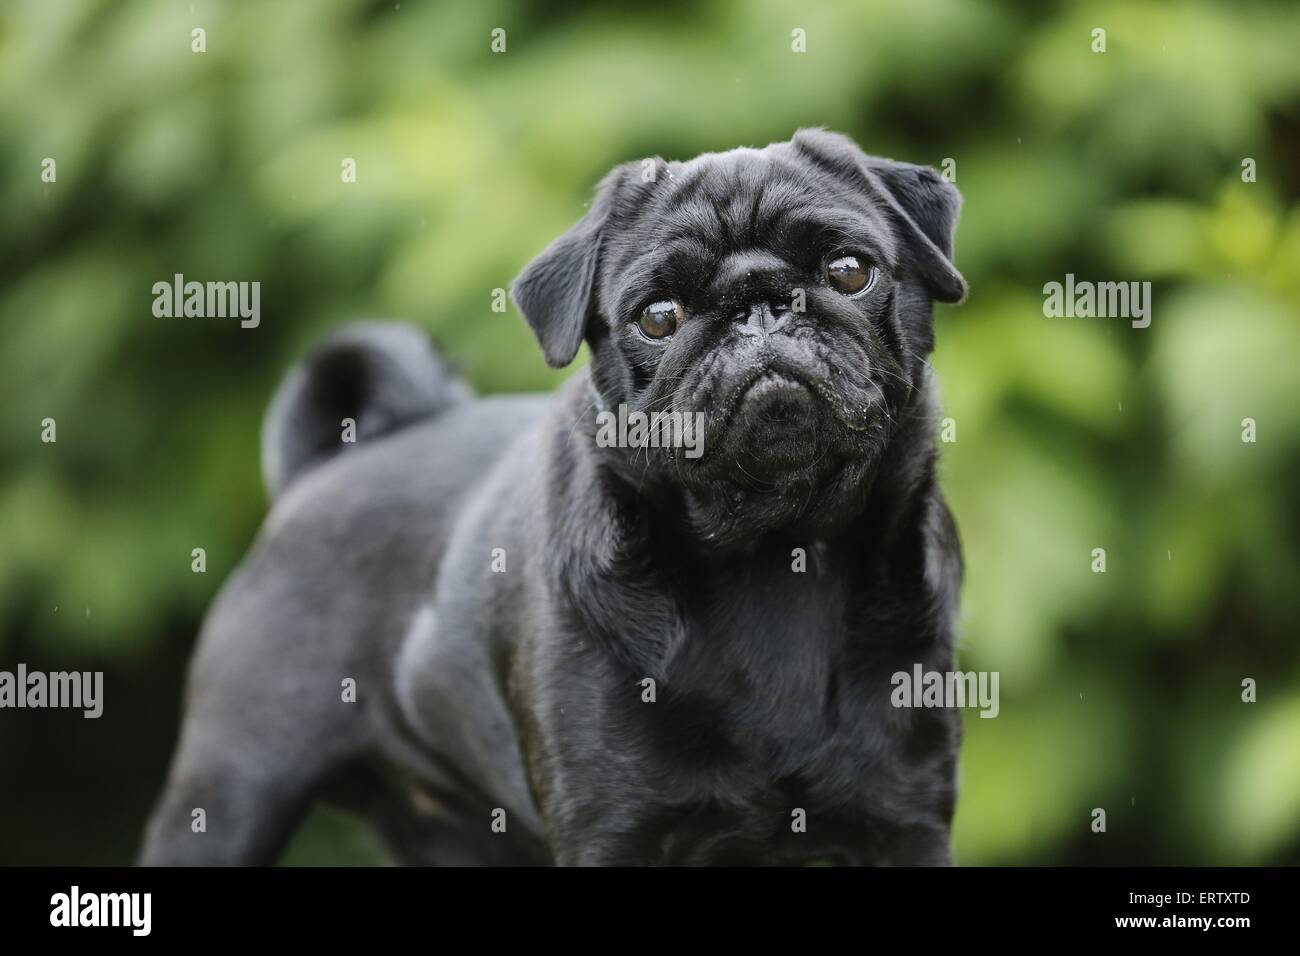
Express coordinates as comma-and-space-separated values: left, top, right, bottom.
716, 249, 795, 334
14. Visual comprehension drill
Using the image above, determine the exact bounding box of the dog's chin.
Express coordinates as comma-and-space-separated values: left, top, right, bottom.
674, 373, 887, 549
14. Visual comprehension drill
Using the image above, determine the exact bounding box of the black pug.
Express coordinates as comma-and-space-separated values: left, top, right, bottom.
141, 128, 967, 866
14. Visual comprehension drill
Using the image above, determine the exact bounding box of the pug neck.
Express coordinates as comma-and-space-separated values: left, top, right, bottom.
545, 369, 946, 678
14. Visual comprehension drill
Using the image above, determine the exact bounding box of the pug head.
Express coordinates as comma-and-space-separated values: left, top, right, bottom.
511, 129, 965, 547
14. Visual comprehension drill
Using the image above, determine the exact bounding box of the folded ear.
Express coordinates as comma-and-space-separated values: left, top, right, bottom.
792, 128, 967, 304
510, 165, 633, 368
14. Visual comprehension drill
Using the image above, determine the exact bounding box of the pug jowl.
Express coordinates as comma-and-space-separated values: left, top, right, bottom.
142, 129, 967, 867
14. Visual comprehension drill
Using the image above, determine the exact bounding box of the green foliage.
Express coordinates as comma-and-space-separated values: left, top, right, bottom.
1, 0, 1297, 864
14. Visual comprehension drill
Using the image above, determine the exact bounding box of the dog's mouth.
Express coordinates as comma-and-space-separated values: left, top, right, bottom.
718, 372, 823, 482
684, 360, 883, 489
726, 370, 814, 428
629, 337, 898, 544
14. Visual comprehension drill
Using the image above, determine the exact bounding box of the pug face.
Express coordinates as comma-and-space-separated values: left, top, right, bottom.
512, 129, 965, 546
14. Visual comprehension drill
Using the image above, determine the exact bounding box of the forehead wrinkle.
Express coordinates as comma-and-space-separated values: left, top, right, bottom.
778, 205, 900, 270
661, 165, 710, 215
745, 178, 767, 243
661, 196, 727, 254
611, 235, 716, 314
611, 147, 901, 289
657, 200, 727, 257
631, 235, 715, 283
753, 177, 815, 224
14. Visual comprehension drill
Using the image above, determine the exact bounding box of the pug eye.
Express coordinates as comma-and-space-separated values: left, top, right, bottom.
825, 255, 876, 297
637, 299, 683, 340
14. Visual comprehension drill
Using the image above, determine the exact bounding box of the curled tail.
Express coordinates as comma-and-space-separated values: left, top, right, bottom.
261, 321, 470, 498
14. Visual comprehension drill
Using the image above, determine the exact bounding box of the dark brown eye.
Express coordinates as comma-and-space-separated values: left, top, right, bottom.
638, 299, 683, 340
825, 255, 874, 296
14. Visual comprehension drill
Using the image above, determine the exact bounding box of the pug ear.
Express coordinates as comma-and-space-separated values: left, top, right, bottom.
792, 128, 967, 304
511, 165, 634, 368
